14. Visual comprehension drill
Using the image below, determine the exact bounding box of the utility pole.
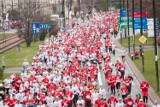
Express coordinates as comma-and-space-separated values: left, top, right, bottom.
12, 0, 14, 19
153, 0, 159, 91
78, 0, 80, 15
127, 0, 130, 53
132, 0, 135, 60
122, 0, 127, 38
62, 0, 65, 28
140, 0, 144, 73
119, 0, 122, 44
1, 0, 4, 17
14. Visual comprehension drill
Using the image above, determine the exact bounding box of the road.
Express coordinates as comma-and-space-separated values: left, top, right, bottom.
98, 33, 153, 106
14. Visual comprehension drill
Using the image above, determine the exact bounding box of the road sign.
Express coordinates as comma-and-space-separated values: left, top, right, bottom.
40, 24, 51, 29
32, 22, 40, 34
120, 8, 127, 17
139, 36, 147, 44
156, 18, 159, 36
118, 17, 133, 29
147, 18, 159, 37
134, 10, 148, 18
134, 17, 148, 30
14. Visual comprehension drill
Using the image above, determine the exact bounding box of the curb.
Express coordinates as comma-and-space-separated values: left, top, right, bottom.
116, 40, 160, 104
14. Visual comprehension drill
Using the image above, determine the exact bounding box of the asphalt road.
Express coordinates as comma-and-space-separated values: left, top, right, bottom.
98, 33, 153, 106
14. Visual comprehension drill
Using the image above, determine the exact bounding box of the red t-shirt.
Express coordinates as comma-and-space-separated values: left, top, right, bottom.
108, 97, 117, 104
125, 98, 134, 107
124, 77, 131, 87
9, 98, 17, 107
88, 84, 95, 90
62, 99, 71, 107
137, 103, 147, 107
120, 85, 128, 95
95, 99, 101, 105
140, 81, 149, 93
66, 91, 73, 100
98, 101, 108, 107
42, 78, 49, 83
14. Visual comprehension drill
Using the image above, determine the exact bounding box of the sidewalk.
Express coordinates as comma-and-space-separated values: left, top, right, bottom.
125, 46, 155, 52
115, 39, 160, 104
4, 67, 21, 73
0, 29, 17, 34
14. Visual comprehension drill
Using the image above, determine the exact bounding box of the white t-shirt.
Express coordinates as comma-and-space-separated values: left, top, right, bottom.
153, 105, 160, 107
0, 100, 3, 107
46, 96, 54, 105
2, 104, 9, 107
37, 105, 46, 107
92, 92, 99, 103
77, 99, 85, 106
115, 102, 125, 107
3, 79, 11, 88
14, 104, 23, 107
53, 100, 62, 107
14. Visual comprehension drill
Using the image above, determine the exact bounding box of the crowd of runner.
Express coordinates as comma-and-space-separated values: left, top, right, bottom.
0, 12, 159, 107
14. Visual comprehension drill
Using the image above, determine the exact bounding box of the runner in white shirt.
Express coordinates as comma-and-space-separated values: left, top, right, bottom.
99, 85, 106, 98
0, 97, 3, 107
53, 97, 62, 107
153, 99, 160, 107
91, 90, 99, 104
14, 101, 23, 107
115, 98, 125, 107
77, 96, 85, 107
46, 93, 54, 107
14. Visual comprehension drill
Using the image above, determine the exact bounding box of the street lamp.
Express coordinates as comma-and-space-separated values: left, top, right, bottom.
140, 0, 145, 73
132, 0, 135, 60
62, 0, 65, 28
152, 0, 159, 92
127, 0, 130, 53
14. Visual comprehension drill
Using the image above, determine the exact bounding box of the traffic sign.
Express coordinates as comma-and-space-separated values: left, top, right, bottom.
156, 18, 159, 36
139, 36, 147, 44
118, 17, 133, 29
32, 22, 40, 34
134, 17, 148, 30
148, 18, 159, 37
120, 8, 127, 17
134, 10, 148, 18
40, 24, 51, 29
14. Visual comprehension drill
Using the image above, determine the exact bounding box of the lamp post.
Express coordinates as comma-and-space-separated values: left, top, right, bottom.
132, 0, 135, 60
62, 0, 65, 28
127, 0, 130, 53
140, 0, 144, 72
152, 0, 159, 91
119, 0, 122, 44
11, 0, 14, 20
78, 0, 80, 15
1, 0, 4, 17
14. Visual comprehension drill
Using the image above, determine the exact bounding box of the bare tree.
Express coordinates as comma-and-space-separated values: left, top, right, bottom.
18, 0, 47, 47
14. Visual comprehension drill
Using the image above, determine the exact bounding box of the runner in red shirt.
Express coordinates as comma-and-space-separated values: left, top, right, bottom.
107, 94, 117, 107
119, 64, 125, 79
137, 99, 146, 107
135, 94, 141, 105
8, 95, 17, 107
120, 84, 128, 100
125, 95, 134, 107
115, 60, 121, 71
62, 96, 72, 107
98, 98, 108, 107
124, 75, 132, 94
95, 96, 102, 107
140, 81, 149, 103
115, 72, 121, 93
